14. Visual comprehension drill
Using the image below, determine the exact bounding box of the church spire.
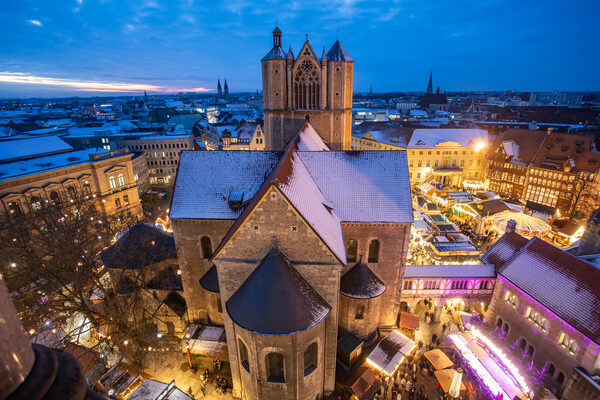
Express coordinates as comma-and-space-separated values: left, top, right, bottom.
426, 71, 433, 94
224, 78, 229, 98
217, 78, 222, 96
272, 25, 282, 47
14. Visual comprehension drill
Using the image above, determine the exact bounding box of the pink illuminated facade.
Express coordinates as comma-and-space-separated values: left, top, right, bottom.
484, 234, 600, 399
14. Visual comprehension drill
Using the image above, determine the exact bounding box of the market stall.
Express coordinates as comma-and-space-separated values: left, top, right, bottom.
448, 329, 532, 400
434, 368, 466, 394
424, 349, 454, 370
366, 330, 416, 376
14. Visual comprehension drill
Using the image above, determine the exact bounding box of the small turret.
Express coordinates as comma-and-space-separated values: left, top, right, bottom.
321, 48, 327, 65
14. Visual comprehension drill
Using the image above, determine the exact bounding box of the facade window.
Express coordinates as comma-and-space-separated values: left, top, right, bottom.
50, 191, 60, 205
123, 194, 129, 206
115, 198, 122, 209
525, 345, 534, 359
496, 318, 503, 329
30, 196, 42, 210
368, 240, 380, 263
266, 353, 285, 383
355, 305, 364, 320
546, 363, 556, 377
83, 181, 91, 195
403, 280, 413, 290
67, 186, 77, 200
8, 201, 22, 216
293, 60, 321, 110
556, 372, 565, 386
518, 338, 527, 351
109, 176, 117, 189
201, 236, 212, 259
239, 340, 249, 372
303, 343, 318, 376
502, 322, 510, 335
346, 239, 357, 263
118, 174, 125, 187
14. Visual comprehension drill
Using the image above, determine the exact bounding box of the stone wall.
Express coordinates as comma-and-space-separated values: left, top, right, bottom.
338, 294, 382, 343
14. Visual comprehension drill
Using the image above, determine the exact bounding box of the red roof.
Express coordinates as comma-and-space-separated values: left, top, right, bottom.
499, 236, 600, 343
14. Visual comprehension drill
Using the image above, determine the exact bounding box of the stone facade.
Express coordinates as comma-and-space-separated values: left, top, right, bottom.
213, 186, 342, 399
338, 294, 383, 343
485, 276, 600, 398
262, 28, 353, 151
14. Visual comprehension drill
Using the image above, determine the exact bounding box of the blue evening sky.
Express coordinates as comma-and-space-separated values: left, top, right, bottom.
0, 0, 598, 97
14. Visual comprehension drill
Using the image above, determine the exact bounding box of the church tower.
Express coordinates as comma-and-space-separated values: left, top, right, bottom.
262, 27, 353, 150
217, 79, 222, 97
224, 78, 229, 98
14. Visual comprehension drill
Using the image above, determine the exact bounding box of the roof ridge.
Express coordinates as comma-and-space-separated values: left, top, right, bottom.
496, 235, 535, 274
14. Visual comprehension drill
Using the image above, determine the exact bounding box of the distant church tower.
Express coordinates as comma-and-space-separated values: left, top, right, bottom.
217, 79, 223, 97
426, 71, 433, 94
224, 78, 229, 98
262, 26, 354, 150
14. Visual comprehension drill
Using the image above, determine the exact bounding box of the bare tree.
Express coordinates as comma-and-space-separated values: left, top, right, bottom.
0, 189, 170, 368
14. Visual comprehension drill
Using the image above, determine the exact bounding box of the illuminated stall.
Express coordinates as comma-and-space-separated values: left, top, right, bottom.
366, 331, 416, 376
448, 328, 533, 400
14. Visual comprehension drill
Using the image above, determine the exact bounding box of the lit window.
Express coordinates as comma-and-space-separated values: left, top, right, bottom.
118, 174, 125, 187
109, 176, 117, 189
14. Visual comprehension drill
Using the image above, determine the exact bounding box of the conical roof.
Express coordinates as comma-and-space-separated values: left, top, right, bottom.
340, 259, 386, 299
326, 40, 352, 61
199, 264, 220, 293
226, 247, 331, 335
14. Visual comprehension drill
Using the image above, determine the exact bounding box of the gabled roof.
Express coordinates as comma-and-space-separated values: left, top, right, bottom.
100, 224, 176, 269
293, 120, 329, 151
498, 236, 600, 343
480, 232, 528, 271
225, 247, 331, 335
340, 260, 386, 299
488, 129, 547, 164
326, 40, 353, 61
199, 265, 220, 293
211, 124, 347, 264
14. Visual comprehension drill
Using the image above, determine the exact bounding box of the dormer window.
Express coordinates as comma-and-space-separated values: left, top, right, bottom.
228, 190, 244, 210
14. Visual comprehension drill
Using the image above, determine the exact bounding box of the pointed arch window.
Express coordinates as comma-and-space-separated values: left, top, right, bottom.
294, 60, 321, 110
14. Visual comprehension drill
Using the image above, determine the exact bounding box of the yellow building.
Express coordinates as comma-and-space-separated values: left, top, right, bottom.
0, 137, 142, 226
352, 123, 488, 187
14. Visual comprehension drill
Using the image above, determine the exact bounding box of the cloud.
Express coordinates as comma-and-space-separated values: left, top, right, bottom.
76, 0, 83, 4
27, 19, 42, 27
378, 7, 402, 21
0, 72, 213, 93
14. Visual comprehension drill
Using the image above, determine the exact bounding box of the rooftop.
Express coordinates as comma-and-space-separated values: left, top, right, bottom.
403, 264, 495, 279
407, 129, 488, 148
340, 260, 386, 299
0, 136, 73, 163
226, 247, 331, 335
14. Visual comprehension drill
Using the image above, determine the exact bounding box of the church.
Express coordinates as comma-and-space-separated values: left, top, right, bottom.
262, 26, 354, 151
170, 27, 412, 399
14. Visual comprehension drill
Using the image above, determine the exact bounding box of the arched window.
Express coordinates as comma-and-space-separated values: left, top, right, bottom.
109, 176, 117, 189
569, 341, 577, 354
546, 363, 556, 377
201, 236, 212, 259
304, 342, 318, 376
525, 345, 534, 359
346, 239, 357, 263
518, 338, 527, 351
355, 305, 364, 320
496, 318, 503, 329
83, 181, 91, 195
293, 60, 321, 110
368, 240, 380, 263
238, 340, 249, 372
556, 372, 565, 386
67, 186, 76, 200
502, 322, 510, 335
30, 196, 42, 210
266, 352, 284, 383
118, 173, 125, 187
50, 191, 60, 205
8, 201, 22, 216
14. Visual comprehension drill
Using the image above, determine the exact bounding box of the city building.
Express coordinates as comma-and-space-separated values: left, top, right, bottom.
117, 134, 194, 187
487, 129, 600, 218
170, 121, 412, 399
0, 137, 142, 227
262, 26, 354, 151
483, 231, 600, 399
418, 72, 448, 112
352, 123, 488, 187
221, 121, 265, 151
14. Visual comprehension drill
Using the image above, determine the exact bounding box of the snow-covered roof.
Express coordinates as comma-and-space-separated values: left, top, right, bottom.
368, 331, 415, 375
499, 236, 600, 344
340, 260, 386, 299
0, 136, 73, 163
169, 151, 280, 220
171, 151, 412, 225
0, 147, 111, 182
293, 121, 329, 151
403, 264, 495, 279
407, 128, 488, 148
